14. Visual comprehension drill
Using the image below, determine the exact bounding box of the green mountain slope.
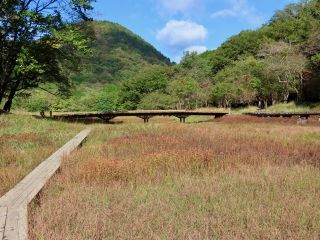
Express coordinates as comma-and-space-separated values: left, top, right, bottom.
13, 21, 172, 112
73, 21, 171, 84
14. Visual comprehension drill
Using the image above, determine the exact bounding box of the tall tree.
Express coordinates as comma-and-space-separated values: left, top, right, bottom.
211, 57, 259, 108
119, 65, 172, 110
258, 42, 307, 103
168, 77, 201, 110
0, 0, 95, 111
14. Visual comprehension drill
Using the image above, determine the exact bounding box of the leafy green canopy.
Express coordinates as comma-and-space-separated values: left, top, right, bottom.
119, 65, 173, 110
195, 0, 320, 107
0, 0, 95, 112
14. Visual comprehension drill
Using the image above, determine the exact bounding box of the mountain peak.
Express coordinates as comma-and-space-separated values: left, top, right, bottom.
73, 21, 171, 84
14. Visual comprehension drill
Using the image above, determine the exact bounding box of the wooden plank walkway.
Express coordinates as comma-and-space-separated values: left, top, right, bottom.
0, 128, 91, 240
245, 112, 320, 118
52, 110, 229, 123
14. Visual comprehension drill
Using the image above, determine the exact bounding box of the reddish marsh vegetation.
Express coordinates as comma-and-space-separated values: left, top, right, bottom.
29, 119, 320, 239
214, 114, 320, 126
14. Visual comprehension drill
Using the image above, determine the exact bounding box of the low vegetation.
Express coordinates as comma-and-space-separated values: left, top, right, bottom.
29, 116, 320, 239
234, 101, 320, 114
266, 102, 320, 113
0, 114, 84, 196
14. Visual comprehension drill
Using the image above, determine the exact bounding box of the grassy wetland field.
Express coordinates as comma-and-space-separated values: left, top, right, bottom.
0, 114, 84, 196
2, 0, 320, 239
1, 114, 318, 239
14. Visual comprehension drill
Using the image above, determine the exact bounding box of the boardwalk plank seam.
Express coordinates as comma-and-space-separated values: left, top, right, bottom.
0, 207, 7, 240
0, 128, 91, 240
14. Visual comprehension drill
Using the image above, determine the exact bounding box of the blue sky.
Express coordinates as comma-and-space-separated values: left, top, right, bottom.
92, 0, 298, 62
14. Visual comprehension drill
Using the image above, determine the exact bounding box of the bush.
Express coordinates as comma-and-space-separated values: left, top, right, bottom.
95, 85, 120, 112
26, 99, 50, 112
138, 92, 177, 110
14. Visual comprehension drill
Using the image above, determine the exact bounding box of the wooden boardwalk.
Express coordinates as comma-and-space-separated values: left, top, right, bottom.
245, 112, 320, 119
52, 110, 229, 123
0, 128, 91, 240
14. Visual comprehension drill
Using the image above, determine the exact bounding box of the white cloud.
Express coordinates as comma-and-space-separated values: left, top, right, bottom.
172, 45, 207, 63
184, 45, 208, 54
156, 20, 208, 49
157, 0, 197, 14
211, 0, 264, 26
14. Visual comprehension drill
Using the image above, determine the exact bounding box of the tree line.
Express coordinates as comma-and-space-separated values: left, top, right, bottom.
115, 0, 319, 111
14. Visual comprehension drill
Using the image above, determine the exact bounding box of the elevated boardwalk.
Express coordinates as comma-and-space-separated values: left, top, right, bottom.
0, 128, 91, 240
52, 111, 229, 123
245, 112, 320, 119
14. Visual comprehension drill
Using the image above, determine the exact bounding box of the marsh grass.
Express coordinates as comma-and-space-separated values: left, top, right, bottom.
29, 117, 320, 239
234, 102, 320, 114
0, 114, 84, 196
266, 102, 320, 113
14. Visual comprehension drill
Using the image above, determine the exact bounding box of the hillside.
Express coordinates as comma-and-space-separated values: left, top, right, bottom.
12, 21, 172, 112
73, 21, 171, 84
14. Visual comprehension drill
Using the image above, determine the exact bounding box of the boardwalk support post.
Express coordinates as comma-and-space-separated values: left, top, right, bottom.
297, 115, 309, 125
100, 116, 115, 123
40, 111, 45, 118
174, 115, 188, 123
140, 116, 152, 123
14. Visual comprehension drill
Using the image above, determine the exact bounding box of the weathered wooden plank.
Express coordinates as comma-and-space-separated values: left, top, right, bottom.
0, 128, 91, 207
0, 128, 91, 240
3, 206, 27, 240
245, 112, 320, 118
0, 207, 7, 240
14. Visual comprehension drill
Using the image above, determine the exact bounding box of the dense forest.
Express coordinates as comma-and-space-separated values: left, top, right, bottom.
13, 0, 320, 112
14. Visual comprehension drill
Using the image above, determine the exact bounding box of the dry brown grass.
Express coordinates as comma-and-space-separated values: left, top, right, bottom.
0, 114, 84, 196
28, 117, 320, 239
60, 125, 319, 187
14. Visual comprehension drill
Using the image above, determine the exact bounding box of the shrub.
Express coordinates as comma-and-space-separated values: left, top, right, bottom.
26, 99, 50, 112
138, 92, 177, 110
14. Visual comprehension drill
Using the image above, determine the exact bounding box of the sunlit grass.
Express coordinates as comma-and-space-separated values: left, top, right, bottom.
29, 118, 320, 239
0, 114, 84, 196
266, 102, 320, 112
233, 102, 320, 114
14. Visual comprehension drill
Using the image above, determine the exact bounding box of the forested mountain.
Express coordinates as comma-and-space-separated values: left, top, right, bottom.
73, 21, 171, 84
13, 0, 320, 112
13, 21, 172, 111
